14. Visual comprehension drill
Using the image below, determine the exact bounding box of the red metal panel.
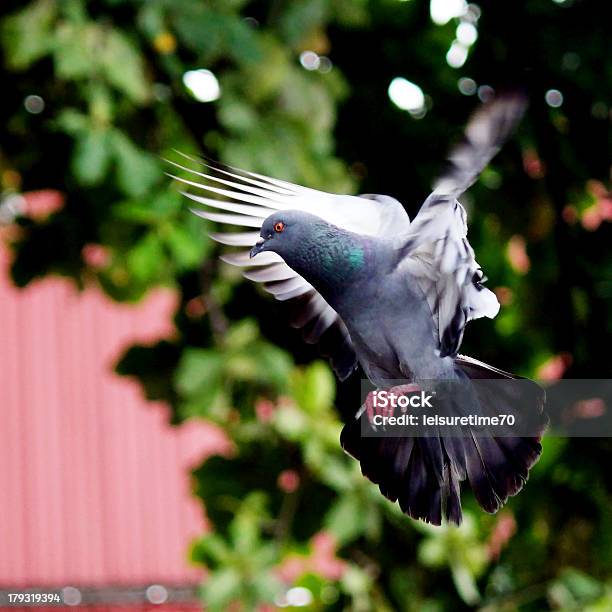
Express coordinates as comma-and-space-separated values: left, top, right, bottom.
0, 244, 229, 589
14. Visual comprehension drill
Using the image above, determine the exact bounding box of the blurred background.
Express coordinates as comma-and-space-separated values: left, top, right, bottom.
0, 0, 611, 610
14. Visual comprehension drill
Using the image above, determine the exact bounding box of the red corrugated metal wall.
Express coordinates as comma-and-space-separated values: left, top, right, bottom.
0, 244, 226, 601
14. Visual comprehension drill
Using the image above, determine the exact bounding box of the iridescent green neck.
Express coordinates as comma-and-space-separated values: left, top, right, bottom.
288, 224, 368, 297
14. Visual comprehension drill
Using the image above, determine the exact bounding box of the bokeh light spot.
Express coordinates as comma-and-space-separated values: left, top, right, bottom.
446, 41, 469, 68
388, 78, 426, 116
182, 69, 221, 102
62, 588, 82, 607
458, 77, 477, 95
430, 0, 467, 25
300, 51, 320, 71
545, 89, 564, 108
24, 95, 45, 114
145, 585, 169, 604
477, 84, 495, 102
318, 56, 333, 73
456, 22, 478, 45
286, 587, 313, 607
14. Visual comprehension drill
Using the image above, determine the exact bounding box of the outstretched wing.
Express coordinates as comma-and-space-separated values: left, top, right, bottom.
169, 153, 411, 380
399, 94, 527, 357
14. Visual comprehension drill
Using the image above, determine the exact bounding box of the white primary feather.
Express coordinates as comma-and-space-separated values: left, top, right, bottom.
167, 153, 410, 238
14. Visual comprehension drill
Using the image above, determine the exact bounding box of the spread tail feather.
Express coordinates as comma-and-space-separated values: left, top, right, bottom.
340, 356, 547, 525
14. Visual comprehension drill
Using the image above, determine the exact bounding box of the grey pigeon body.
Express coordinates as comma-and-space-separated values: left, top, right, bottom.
251, 213, 452, 384
171, 94, 547, 525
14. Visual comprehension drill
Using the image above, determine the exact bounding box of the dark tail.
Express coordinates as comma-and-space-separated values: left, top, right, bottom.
340, 355, 547, 526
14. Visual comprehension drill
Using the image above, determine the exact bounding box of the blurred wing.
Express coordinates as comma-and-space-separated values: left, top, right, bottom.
400, 197, 500, 357
398, 95, 526, 356
433, 92, 527, 198
169, 152, 411, 381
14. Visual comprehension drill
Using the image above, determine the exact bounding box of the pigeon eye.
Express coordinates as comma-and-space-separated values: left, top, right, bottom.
274, 221, 285, 233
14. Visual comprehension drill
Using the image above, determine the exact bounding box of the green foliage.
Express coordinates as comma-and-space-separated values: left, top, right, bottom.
175, 319, 294, 421
2, 0, 56, 69
2, 0, 611, 610
192, 493, 281, 611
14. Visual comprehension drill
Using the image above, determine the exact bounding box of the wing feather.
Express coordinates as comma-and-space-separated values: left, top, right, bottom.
263, 277, 311, 297
190, 208, 264, 228
182, 191, 277, 218
398, 95, 524, 356
174, 150, 297, 195
220, 251, 283, 266
209, 231, 261, 247
170, 173, 289, 209
243, 263, 298, 282
272, 283, 315, 302
165, 159, 294, 204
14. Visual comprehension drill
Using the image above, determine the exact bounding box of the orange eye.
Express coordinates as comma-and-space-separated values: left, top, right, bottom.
274, 221, 285, 233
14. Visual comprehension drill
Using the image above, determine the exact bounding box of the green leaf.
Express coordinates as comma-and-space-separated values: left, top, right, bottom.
292, 361, 335, 415
202, 567, 242, 610
87, 81, 114, 125
583, 591, 612, 612
450, 561, 481, 606
1, 0, 56, 70
113, 201, 165, 225
53, 22, 95, 79
126, 233, 164, 282
114, 190, 184, 225
239, 38, 290, 103
172, 7, 261, 64
217, 97, 258, 133
175, 348, 224, 398
314, 454, 353, 491
172, 8, 224, 58
340, 565, 371, 598
163, 223, 208, 270
100, 28, 150, 103
71, 129, 111, 185
249, 543, 279, 569
251, 344, 293, 389
556, 569, 604, 603
325, 494, 366, 545
229, 492, 267, 555
110, 130, 159, 196
224, 18, 261, 65
192, 533, 232, 566
54, 109, 89, 136
225, 319, 260, 350
418, 538, 446, 567
274, 403, 309, 441
227, 340, 292, 389
251, 571, 282, 605
136, 3, 165, 39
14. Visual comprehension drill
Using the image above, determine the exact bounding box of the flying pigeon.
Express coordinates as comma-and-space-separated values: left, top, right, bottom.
169, 94, 547, 525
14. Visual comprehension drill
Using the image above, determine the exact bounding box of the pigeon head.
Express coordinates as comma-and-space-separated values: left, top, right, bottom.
249, 210, 311, 260
250, 210, 368, 296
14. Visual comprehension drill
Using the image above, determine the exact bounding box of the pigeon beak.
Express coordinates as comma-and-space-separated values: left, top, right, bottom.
250, 240, 266, 258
